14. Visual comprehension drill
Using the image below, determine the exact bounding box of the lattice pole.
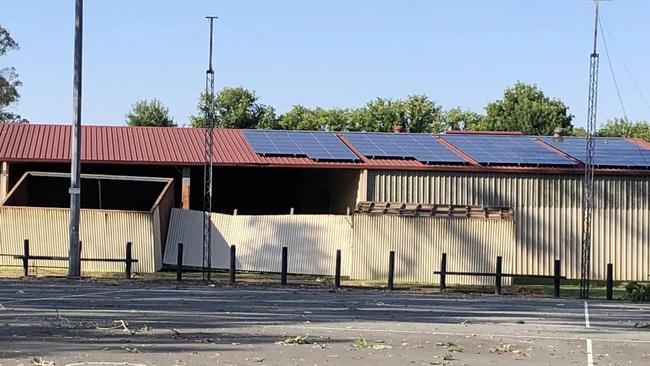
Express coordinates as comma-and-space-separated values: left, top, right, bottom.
580, 1, 603, 299
202, 16, 218, 282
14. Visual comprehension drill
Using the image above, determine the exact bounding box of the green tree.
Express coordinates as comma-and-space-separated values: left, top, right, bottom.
0, 25, 23, 122
190, 87, 276, 129
482, 82, 574, 135
572, 126, 588, 137
360, 97, 404, 132
126, 99, 175, 127
437, 107, 485, 132
402, 95, 442, 133
597, 118, 650, 142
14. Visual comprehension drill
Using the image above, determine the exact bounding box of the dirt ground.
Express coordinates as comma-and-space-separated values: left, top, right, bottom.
1, 278, 649, 366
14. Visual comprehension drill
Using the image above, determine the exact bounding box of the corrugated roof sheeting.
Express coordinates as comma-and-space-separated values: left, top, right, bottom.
1, 123, 650, 174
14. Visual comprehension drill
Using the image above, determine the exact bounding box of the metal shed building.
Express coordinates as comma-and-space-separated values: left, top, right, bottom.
0, 123, 648, 282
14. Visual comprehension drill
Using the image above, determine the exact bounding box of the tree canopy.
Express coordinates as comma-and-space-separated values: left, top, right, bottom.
126, 99, 175, 127
480, 82, 574, 135
0, 25, 23, 122
181, 83, 586, 137
190, 87, 277, 129
597, 118, 650, 142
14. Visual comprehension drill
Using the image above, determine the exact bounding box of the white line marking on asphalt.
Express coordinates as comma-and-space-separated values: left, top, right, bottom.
586, 339, 594, 366
584, 301, 591, 328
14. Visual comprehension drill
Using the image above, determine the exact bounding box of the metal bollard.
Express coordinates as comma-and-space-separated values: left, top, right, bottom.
176, 243, 183, 281
281, 247, 288, 286
388, 251, 395, 290
495, 256, 503, 295
125, 242, 133, 279
606, 263, 613, 300
22, 239, 29, 277
440, 253, 447, 291
553, 259, 561, 298
229, 245, 236, 284
335, 249, 341, 289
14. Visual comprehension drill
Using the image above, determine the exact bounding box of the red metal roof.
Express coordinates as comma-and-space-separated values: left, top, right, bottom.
1, 123, 649, 175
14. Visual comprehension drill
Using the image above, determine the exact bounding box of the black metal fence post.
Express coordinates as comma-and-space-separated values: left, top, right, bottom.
125, 242, 133, 279
553, 259, 561, 298
281, 246, 288, 286
495, 256, 503, 295
176, 243, 183, 281
334, 249, 341, 289
388, 250, 395, 290
22, 239, 29, 277
229, 245, 236, 284
606, 263, 613, 300
440, 253, 447, 291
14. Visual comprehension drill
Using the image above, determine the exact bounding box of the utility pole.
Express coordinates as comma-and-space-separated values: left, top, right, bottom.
202, 16, 218, 282
580, 0, 606, 299
68, 0, 83, 279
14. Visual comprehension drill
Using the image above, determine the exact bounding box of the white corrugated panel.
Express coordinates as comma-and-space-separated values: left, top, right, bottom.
163, 209, 353, 276
369, 171, 650, 281
0, 207, 158, 273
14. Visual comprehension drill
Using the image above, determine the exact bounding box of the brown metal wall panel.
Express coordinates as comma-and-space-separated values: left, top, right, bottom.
369, 170, 650, 281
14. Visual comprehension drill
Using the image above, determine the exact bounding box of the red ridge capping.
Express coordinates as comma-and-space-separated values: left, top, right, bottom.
532, 137, 584, 167
436, 135, 480, 166
444, 130, 523, 136
628, 137, 650, 151
335, 132, 369, 163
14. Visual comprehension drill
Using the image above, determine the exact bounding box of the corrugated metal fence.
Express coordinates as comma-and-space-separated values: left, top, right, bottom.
163, 209, 353, 276
163, 208, 513, 285
0, 207, 159, 273
351, 215, 514, 285
368, 171, 650, 281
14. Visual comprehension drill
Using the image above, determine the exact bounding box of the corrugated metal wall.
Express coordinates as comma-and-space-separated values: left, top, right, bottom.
368, 170, 650, 281
0, 207, 159, 273
163, 209, 353, 276
163, 208, 512, 285
351, 215, 514, 285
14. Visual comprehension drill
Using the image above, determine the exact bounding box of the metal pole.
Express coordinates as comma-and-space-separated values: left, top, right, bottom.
176, 243, 183, 281
202, 16, 218, 282
229, 245, 236, 284
388, 251, 395, 290
440, 253, 447, 291
495, 256, 503, 295
334, 249, 341, 289
68, 0, 83, 279
125, 242, 132, 279
553, 259, 561, 298
606, 263, 613, 300
22, 239, 29, 277
280, 246, 288, 286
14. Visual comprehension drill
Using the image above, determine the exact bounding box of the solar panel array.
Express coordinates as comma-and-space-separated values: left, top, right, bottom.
244, 130, 650, 168
243, 130, 359, 161
540, 137, 650, 168
342, 133, 467, 164
442, 135, 575, 166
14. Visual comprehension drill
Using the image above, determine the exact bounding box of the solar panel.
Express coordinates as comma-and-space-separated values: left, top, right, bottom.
442, 135, 575, 166
343, 132, 467, 164
243, 130, 360, 162
540, 137, 650, 168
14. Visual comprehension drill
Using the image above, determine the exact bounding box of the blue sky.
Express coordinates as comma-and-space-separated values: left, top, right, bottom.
3, 0, 650, 127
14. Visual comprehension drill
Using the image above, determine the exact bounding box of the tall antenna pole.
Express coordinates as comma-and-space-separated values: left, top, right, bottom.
68, 0, 83, 279
580, 0, 603, 299
202, 16, 218, 282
